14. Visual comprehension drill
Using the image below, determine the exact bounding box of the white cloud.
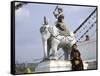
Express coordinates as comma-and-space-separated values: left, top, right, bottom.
15, 7, 30, 21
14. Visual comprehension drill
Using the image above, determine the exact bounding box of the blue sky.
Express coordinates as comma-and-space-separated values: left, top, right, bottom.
15, 2, 96, 63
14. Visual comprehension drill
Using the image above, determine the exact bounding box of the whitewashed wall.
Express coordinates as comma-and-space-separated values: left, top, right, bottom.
77, 39, 96, 60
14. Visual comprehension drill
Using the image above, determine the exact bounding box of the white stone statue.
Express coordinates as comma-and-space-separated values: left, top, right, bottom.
40, 16, 76, 60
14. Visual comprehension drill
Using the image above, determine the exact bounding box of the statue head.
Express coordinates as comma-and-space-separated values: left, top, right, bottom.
58, 7, 63, 14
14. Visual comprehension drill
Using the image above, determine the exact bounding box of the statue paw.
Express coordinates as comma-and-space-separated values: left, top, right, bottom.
49, 56, 58, 60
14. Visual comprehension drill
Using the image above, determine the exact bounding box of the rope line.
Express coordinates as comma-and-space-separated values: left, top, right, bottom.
74, 8, 97, 33
77, 21, 96, 42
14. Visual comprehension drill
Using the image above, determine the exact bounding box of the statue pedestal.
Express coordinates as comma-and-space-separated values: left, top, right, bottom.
35, 60, 88, 72
35, 60, 71, 72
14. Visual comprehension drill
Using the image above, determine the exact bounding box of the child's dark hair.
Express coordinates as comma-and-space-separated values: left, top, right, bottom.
72, 43, 77, 48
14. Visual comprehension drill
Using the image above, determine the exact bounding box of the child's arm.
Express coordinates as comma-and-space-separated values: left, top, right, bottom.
53, 6, 58, 19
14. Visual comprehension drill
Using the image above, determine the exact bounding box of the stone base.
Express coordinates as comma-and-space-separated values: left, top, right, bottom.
35, 60, 88, 72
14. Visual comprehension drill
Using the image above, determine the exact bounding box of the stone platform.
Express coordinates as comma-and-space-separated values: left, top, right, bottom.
35, 60, 88, 72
